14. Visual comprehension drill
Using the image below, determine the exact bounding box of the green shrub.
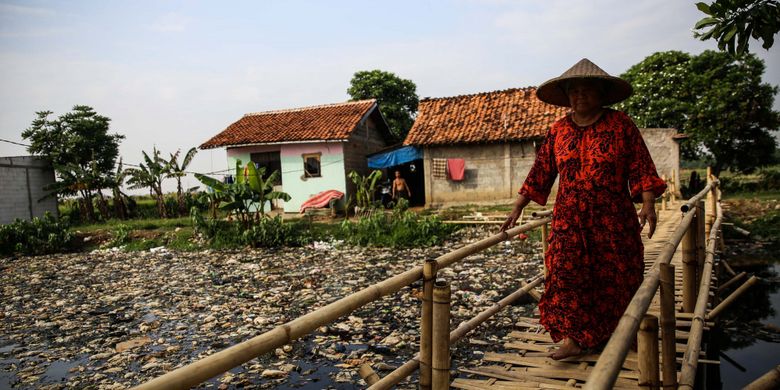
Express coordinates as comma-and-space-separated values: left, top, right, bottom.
243, 216, 311, 248
0, 213, 73, 256
340, 206, 457, 247
104, 224, 131, 248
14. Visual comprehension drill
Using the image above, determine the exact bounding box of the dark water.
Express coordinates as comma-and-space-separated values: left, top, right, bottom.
717, 261, 780, 389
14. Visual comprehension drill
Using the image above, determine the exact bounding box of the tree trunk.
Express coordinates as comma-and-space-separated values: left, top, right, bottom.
155, 184, 167, 219
177, 178, 186, 217
81, 190, 96, 222
113, 188, 127, 220
96, 190, 110, 220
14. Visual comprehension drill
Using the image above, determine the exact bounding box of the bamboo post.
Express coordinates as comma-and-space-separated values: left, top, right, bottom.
368, 275, 544, 390
671, 169, 678, 202
744, 365, 780, 390
420, 260, 437, 390
541, 222, 549, 279
638, 315, 660, 389
659, 264, 677, 389
661, 174, 668, 211
682, 209, 698, 313
431, 279, 451, 390
718, 271, 746, 292
679, 201, 722, 389
707, 276, 759, 319
695, 200, 706, 284
705, 168, 714, 238
359, 364, 380, 386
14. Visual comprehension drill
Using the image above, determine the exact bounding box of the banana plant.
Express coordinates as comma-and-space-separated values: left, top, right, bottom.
348, 170, 382, 210
194, 159, 290, 226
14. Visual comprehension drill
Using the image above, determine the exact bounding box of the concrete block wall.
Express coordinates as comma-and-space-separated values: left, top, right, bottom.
423, 141, 541, 206
421, 129, 680, 207
0, 156, 58, 225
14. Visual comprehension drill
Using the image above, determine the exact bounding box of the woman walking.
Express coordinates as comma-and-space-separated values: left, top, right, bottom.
501, 59, 667, 359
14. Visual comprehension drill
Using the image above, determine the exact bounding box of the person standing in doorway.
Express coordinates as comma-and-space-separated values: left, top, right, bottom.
392, 170, 412, 201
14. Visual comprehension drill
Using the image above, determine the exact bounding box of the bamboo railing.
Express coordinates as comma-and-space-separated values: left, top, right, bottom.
584, 180, 719, 389
135, 212, 552, 390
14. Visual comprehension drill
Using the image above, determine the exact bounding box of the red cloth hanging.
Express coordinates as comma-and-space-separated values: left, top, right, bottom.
447, 158, 465, 181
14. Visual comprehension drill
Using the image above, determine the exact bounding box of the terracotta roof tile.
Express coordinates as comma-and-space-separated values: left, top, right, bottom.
200, 99, 377, 149
403, 87, 568, 146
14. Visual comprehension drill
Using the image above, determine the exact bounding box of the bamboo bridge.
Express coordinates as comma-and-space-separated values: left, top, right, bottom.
133, 174, 774, 389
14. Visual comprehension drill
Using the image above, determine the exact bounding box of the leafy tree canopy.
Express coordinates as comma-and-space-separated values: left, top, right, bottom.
617, 50, 779, 174
22, 105, 124, 175
694, 0, 780, 55
347, 69, 419, 141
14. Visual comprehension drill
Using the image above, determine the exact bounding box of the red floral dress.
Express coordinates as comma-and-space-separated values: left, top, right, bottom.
519, 109, 666, 348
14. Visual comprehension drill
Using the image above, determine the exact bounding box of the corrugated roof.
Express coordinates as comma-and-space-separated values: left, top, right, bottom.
200, 99, 377, 149
403, 87, 567, 146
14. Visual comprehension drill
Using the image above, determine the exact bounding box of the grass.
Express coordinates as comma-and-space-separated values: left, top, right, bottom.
74, 217, 192, 233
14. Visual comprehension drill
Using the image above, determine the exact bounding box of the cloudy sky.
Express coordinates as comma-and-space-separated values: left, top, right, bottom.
1, 0, 778, 192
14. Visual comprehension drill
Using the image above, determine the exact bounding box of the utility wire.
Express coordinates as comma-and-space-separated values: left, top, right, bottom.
0, 138, 31, 147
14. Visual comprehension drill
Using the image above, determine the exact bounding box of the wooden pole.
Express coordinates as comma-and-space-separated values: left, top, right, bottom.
695, 200, 706, 284
541, 222, 549, 279
420, 260, 436, 390
134, 216, 550, 390
659, 264, 677, 389
431, 279, 451, 390
368, 275, 544, 390
661, 174, 668, 211
680, 181, 715, 213
743, 365, 780, 390
705, 168, 714, 238
671, 169, 678, 203
682, 209, 698, 313
679, 201, 722, 389
638, 315, 660, 389
584, 209, 696, 390
707, 276, 759, 319
718, 271, 747, 292
359, 364, 380, 386
531, 209, 553, 218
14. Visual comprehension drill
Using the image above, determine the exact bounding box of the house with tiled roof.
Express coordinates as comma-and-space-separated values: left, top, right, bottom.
402, 87, 566, 205
403, 87, 683, 206
200, 99, 393, 212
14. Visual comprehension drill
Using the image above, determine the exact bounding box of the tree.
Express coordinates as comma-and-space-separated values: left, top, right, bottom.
617, 50, 779, 175
347, 69, 419, 141
168, 147, 198, 216
694, 0, 780, 55
22, 105, 124, 222
126, 147, 170, 218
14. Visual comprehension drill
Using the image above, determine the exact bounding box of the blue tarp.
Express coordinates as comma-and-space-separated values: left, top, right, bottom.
367, 146, 423, 168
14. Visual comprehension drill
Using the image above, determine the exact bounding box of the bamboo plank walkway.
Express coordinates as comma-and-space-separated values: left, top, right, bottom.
452, 207, 713, 389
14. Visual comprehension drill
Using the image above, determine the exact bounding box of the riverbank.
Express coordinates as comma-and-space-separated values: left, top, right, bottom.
0, 226, 543, 389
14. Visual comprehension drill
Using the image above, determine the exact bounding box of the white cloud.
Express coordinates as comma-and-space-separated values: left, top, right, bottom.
148, 12, 190, 33
0, 3, 54, 17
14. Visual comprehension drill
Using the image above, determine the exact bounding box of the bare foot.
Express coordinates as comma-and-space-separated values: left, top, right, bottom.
550, 338, 583, 360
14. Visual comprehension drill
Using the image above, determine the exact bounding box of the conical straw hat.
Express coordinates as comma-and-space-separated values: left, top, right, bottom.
536, 58, 633, 107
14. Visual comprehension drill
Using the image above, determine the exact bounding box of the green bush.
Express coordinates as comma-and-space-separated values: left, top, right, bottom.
0, 213, 73, 256
104, 224, 131, 248
243, 216, 311, 248
719, 167, 780, 194
340, 206, 457, 247
191, 208, 308, 248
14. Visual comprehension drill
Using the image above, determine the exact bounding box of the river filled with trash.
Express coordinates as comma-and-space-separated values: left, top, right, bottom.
1, 227, 543, 389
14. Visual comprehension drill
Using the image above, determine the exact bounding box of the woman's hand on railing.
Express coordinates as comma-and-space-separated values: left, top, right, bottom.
638, 191, 657, 239
501, 194, 530, 232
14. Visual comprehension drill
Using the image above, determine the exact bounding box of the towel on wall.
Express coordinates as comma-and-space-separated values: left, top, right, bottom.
447, 158, 466, 181
432, 158, 447, 179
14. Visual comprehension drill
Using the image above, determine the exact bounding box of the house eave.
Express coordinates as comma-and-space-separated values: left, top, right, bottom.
201, 139, 349, 150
